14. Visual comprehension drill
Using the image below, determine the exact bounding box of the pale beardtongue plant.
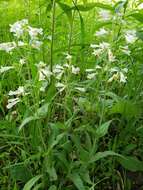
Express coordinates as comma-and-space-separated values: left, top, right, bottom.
0, 16, 138, 110
1, 1, 143, 188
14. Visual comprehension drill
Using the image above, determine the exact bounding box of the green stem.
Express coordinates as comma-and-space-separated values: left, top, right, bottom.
50, 0, 56, 72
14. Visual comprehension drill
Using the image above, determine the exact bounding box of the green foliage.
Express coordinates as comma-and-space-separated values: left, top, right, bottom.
0, 0, 143, 189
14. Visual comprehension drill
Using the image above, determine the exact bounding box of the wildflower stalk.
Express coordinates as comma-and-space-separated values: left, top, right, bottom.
68, 0, 77, 55
50, 0, 56, 73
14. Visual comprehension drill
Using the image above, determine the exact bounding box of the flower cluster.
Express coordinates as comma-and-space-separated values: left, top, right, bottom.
0, 19, 43, 53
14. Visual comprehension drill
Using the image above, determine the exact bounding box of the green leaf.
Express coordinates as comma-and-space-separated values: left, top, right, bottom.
69, 172, 85, 190
9, 164, 32, 183
49, 185, 57, 190
96, 120, 112, 138
23, 175, 42, 190
35, 103, 49, 118
72, 3, 114, 12
50, 133, 65, 149
110, 100, 141, 119
57, 2, 72, 25
128, 12, 143, 22
19, 116, 38, 132
118, 156, 143, 172
89, 151, 123, 163
19, 103, 49, 131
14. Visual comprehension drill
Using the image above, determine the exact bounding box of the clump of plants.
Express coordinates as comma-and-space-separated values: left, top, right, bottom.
0, 0, 143, 189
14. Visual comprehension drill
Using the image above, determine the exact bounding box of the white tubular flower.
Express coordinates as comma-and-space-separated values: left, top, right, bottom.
138, 3, 143, 9
108, 73, 119, 83
108, 49, 116, 62
39, 67, 52, 81
30, 40, 41, 49
10, 19, 28, 38
53, 64, 64, 74
125, 30, 137, 44
65, 53, 72, 60
37, 62, 52, 81
99, 10, 111, 21
71, 65, 80, 75
30, 40, 43, 50
90, 44, 99, 48
53, 65, 64, 80
120, 46, 131, 56
28, 26, 43, 39
40, 81, 48, 92
0, 66, 14, 74
91, 42, 110, 56
0, 42, 16, 53
87, 73, 96, 80
55, 82, 65, 92
6, 98, 20, 109
8, 86, 25, 96
95, 28, 108, 37
108, 67, 128, 83
18, 41, 25, 47
19, 58, 26, 65
119, 72, 127, 83
75, 87, 86, 92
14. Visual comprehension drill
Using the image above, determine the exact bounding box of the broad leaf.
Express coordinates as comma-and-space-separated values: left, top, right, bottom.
69, 172, 85, 190
72, 3, 114, 12
118, 156, 143, 172
23, 175, 42, 190
96, 120, 112, 138
89, 151, 123, 163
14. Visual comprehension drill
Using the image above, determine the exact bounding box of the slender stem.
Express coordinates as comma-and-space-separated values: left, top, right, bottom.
50, 0, 56, 72
68, 0, 77, 55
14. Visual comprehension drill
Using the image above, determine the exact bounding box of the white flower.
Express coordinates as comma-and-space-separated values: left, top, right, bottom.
99, 42, 110, 49
36, 62, 52, 81
87, 73, 96, 79
0, 42, 16, 52
39, 67, 52, 81
8, 86, 25, 96
120, 46, 131, 55
120, 72, 127, 83
55, 82, 65, 92
53, 65, 64, 80
36, 61, 46, 68
66, 53, 72, 60
138, 3, 143, 9
18, 41, 25, 47
90, 44, 99, 48
71, 65, 80, 75
91, 42, 110, 56
0, 66, 14, 74
95, 65, 102, 69
19, 58, 26, 65
108, 73, 119, 83
75, 87, 86, 92
99, 10, 111, 21
30, 40, 43, 49
6, 97, 20, 109
63, 63, 70, 68
108, 67, 128, 83
108, 49, 116, 62
47, 35, 52, 41
28, 26, 43, 39
92, 49, 103, 56
40, 81, 48, 92
85, 69, 96, 73
10, 19, 28, 38
53, 64, 64, 74
125, 30, 137, 44
95, 28, 108, 37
